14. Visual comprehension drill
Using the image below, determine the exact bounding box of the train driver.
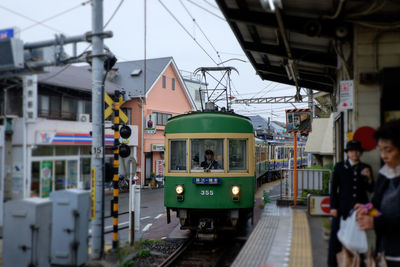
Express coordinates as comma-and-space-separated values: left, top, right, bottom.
201, 149, 219, 171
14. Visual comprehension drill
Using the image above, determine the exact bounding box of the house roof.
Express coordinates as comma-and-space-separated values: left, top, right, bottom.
248, 115, 284, 132
305, 115, 333, 155
38, 65, 121, 93
271, 120, 286, 129
215, 0, 399, 93
249, 115, 268, 130
108, 57, 173, 97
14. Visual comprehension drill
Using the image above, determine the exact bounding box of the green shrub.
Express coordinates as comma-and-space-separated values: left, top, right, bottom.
135, 249, 150, 258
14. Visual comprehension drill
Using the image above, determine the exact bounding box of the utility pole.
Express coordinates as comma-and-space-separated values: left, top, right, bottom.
91, 0, 105, 259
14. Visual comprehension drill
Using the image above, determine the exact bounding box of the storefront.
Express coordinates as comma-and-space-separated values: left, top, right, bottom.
10, 119, 138, 199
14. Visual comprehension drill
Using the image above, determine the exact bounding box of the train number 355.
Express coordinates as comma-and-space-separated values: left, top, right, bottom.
200, 190, 214, 196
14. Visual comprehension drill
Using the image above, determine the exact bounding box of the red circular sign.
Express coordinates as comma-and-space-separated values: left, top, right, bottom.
353, 126, 377, 152
320, 197, 330, 214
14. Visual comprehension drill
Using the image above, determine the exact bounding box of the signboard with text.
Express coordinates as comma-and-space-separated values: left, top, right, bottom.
0, 28, 15, 39
91, 168, 96, 220
40, 161, 52, 198
156, 160, 164, 177
339, 80, 353, 110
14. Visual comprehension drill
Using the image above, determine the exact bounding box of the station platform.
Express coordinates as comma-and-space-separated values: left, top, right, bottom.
232, 202, 328, 267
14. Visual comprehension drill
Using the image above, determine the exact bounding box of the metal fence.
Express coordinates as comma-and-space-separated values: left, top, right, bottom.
279, 169, 331, 200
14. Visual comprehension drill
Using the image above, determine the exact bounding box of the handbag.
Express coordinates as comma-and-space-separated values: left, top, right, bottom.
337, 246, 361, 267
365, 251, 387, 267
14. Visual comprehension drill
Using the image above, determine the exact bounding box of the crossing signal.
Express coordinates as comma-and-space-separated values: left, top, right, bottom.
120, 125, 131, 139
119, 125, 131, 158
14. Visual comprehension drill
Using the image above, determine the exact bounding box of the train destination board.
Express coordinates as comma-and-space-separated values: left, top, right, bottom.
192, 177, 222, 185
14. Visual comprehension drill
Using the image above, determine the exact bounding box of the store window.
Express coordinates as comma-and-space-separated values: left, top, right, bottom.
191, 139, 224, 172
55, 160, 66, 190
31, 162, 40, 197
229, 139, 247, 171
56, 146, 78, 156
80, 158, 91, 189
170, 140, 186, 171
32, 146, 54, 156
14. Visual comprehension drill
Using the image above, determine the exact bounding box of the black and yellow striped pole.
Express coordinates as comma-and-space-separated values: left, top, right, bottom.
112, 90, 121, 250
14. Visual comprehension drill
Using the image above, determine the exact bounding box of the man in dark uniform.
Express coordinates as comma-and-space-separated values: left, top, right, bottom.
201, 149, 219, 171
328, 140, 374, 267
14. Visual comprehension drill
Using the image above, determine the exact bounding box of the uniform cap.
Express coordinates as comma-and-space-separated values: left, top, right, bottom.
345, 140, 363, 152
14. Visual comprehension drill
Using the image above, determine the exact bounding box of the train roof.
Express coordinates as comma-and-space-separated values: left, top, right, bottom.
165, 111, 253, 134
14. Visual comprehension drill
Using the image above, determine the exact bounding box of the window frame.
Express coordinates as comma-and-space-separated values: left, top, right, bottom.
169, 139, 188, 172
228, 139, 248, 172
154, 112, 172, 126
190, 138, 225, 173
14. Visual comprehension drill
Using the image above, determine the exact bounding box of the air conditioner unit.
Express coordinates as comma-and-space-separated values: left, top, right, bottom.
78, 114, 90, 123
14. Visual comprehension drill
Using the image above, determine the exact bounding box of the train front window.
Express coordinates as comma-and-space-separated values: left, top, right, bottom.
229, 139, 247, 171
170, 140, 187, 171
191, 139, 224, 172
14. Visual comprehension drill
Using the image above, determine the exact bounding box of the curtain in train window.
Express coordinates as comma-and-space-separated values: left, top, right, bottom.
229, 139, 247, 171
170, 140, 187, 171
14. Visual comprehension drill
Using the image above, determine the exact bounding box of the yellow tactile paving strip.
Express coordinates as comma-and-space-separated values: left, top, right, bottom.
289, 209, 313, 267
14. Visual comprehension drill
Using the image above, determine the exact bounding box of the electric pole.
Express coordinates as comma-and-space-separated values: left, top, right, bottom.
91, 0, 105, 259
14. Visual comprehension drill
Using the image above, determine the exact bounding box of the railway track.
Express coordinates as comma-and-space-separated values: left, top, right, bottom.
159, 233, 246, 267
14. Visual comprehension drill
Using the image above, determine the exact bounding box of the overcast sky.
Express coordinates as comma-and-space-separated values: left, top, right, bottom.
0, 0, 310, 122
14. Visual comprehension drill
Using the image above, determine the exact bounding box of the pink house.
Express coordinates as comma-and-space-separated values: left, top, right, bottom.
113, 57, 195, 184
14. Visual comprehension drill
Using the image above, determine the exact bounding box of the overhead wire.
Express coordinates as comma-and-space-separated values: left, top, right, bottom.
0, 4, 63, 33
40, 0, 125, 82
203, 0, 219, 10
158, 0, 218, 65
179, 0, 222, 62
20, 0, 92, 32
185, 0, 226, 21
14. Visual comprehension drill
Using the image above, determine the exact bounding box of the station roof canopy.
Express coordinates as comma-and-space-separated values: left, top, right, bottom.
216, 0, 400, 93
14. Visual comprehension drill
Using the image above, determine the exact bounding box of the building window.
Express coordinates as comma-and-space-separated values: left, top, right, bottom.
154, 112, 172, 126
39, 95, 50, 117
162, 75, 166, 88
172, 78, 175, 91
121, 108, 132, 125
62, 97, 77, 120
49, 95, 61, 119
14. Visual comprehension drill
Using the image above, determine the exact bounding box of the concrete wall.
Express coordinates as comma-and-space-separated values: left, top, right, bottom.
351, 26, 400, 176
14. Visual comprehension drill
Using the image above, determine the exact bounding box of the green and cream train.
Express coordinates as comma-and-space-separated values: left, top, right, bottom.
164, 111, 306, 233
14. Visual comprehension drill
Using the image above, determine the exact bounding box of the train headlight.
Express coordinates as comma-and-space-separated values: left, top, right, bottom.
176, 185, 184, 195
232, 186, 240, 196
